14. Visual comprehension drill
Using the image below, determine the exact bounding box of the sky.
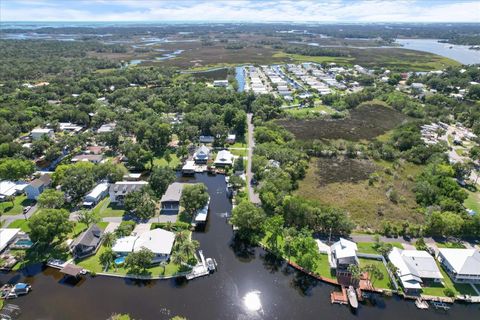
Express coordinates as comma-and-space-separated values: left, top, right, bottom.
1, 0, 479, 23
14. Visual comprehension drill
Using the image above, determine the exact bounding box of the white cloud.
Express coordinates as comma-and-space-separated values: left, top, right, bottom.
1, 0, 479, 22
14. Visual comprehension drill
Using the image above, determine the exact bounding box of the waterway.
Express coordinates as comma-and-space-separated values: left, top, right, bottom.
396, 39, 480, 65
0, 174, 477, 319
235, 66, 246, 92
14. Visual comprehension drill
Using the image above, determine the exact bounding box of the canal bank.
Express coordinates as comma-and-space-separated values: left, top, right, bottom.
1, 173, 478, 319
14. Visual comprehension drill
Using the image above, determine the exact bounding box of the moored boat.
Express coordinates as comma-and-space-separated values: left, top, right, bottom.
347, 286, 358, 309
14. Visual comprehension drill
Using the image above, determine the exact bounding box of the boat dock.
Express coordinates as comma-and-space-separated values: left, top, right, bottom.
331, 286, 363, 307
331, 287, 348, 305
432, 301, 451, 310
185, 250, 215, 280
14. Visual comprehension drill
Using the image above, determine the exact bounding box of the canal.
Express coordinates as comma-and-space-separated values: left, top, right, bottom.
1, 174, 477, 319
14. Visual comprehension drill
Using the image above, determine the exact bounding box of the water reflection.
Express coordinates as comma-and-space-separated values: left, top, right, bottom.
243, 290, 262, 312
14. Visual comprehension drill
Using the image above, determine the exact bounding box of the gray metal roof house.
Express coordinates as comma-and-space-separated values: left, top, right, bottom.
70, 224, 103, 259
160, 182, 184, 212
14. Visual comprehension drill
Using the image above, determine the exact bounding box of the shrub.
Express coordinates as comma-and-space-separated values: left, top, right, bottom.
443, 288, 455, 297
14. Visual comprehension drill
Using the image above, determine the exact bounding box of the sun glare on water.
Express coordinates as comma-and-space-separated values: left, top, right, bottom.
243, 291, 262, 312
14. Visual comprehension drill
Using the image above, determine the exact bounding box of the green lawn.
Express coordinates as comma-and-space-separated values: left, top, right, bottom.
260, 232, 336, 280
358, 257, 393, 290
464, 191, 480, 213
230, 148, 248, 157
0, 195, 35, 215
231, 141, 247, 148
92, 198, 126, 218
421, 262, 477, 297
284, 105, 336, 118
7, 219, 30, 232
436, 241, 466, 249
150, 154, 181, 170
77, 245, 185, 277
357, 242, 404, 254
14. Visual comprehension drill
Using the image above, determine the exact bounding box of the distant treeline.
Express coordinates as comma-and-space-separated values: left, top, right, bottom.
284, 46, 348, 57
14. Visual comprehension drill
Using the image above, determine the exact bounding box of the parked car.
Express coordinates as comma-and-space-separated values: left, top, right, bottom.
23, 206, 31, 214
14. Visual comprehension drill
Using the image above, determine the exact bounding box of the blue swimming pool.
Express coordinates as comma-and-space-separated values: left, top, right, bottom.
114, 257, 125, 265
14, 239, 33, 247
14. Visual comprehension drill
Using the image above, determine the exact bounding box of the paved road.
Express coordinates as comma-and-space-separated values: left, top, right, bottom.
246, 113, 261, 204
1, 203, 38, 227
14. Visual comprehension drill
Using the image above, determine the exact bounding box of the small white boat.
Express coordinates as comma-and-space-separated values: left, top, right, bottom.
415, 298, 429, 309
347, 286, 358, 309
206, 258, 216, 272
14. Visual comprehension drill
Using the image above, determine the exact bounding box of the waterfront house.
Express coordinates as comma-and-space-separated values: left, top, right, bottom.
437, 248, 480, 283
182, 161, 196, 176
329, 238, 358, 271
70, 224, 103, 259
30, 128, 54, 140
0, 228, 21, 253
388, 247, 443, 293
112, 228, 175, 263
83, 182, 109, 208
25, 174, 51, 200
160, 182, 184, 212
214, 150, 234, 167
193, 145, 210, 164
109, 181, 148, 205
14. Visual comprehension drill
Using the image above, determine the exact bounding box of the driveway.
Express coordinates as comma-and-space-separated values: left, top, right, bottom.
1, 203, 39, 227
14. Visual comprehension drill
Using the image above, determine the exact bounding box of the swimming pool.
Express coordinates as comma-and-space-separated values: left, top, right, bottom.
14, 239, 33, 247
114, 257, 125, 265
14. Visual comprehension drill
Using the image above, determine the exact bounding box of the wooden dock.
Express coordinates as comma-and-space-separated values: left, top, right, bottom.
331, 287, 348, 305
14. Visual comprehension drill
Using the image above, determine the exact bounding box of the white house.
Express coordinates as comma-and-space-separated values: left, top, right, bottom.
213, 80, 229, 87
31, 128, 54, 140
226, 134, 236, 144
83, 183, 109, 207
193, 145, 210, 164
25, 175, 52, 200
97, 123, 116, 134
214, 150, 234, 167
388, 247, 443, 292
0, 228, 21, 252
437, 248, 480, 283
0, 181, 27, 201
112, 228, 176, 263
182, 161, 195, 176
109, 181, 148, 204
329, 238, 358, 270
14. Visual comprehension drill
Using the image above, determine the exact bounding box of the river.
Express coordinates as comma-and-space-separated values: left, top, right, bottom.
1, 174, 477, 319
395, 39, 480, 65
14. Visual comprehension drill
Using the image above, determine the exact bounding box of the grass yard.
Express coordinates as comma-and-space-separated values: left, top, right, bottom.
229, 148, 248, 157
230, 141, 247, 148
77, 245, 185, 277
436, 241, 466, 249
7, 219, 30, 232
284, 105, 337, 119
0, 195, 35, 215
421, 262, 477, 297
150, 154, 181, 170
260, 232, 336, 280
357, 242, 404, 254
358, 257, 393, 290
464, 191, 480, 213
92, 198, 126, 218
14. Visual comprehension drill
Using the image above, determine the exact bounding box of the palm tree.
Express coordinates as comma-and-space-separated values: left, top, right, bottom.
174, 230, 190, 249
103, 232, 117, 248
179, 240, 199, 260
171, 251, 187, 266
347, 264, 362, 284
